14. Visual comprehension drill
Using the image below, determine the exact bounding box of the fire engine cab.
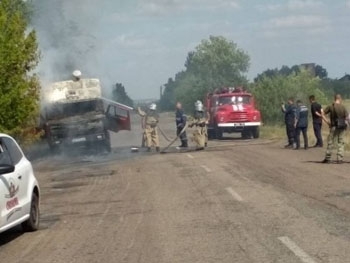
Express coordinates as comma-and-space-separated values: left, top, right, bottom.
206, 87, 261, 139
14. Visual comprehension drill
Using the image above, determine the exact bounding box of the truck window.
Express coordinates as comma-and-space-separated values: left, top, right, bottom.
218, 96, 251, 106
46, 99, 104, 120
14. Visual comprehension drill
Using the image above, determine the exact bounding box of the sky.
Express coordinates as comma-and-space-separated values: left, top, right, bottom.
32, 0, 350, 100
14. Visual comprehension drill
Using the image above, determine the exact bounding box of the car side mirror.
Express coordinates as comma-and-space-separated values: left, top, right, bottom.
0, 164, 15, 175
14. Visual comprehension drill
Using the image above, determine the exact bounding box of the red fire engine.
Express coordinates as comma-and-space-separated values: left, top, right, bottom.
206, 87, 262, 139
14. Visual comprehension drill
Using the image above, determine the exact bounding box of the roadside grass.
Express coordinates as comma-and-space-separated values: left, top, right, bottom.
261, 124, 350, 151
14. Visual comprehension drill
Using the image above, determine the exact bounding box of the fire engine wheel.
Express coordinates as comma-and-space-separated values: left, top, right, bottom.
241, 130, 252, 139
252, 127, 260, 139
207, 129, 215, 140
215, 127, 223, 139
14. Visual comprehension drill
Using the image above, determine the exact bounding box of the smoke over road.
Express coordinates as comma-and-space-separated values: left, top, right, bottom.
31, 0, 114, 93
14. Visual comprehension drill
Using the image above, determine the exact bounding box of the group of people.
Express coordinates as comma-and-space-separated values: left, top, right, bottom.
137, 100, 209, 152
282, 94, 349, 163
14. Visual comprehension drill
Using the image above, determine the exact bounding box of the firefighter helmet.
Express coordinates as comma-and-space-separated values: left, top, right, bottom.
72, 70, 82, 79
149, 103, 157, 110
195, 100, 204, 111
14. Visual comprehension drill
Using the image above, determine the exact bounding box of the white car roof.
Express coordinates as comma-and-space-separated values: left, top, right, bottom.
0, 133, 13, 139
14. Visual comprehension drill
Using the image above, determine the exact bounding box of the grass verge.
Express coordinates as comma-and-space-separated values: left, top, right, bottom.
261, 124, 350, 151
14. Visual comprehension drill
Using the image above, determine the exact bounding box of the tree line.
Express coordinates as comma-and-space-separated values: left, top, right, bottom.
159, 37, 350, 125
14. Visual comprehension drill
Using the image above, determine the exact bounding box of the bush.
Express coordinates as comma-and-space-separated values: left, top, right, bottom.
252, 71, 328, 125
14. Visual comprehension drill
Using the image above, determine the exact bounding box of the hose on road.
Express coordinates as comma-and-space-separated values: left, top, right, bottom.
160, 124, 188, 153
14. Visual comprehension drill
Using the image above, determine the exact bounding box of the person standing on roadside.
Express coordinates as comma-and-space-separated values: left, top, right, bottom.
175, 102, 188, 149
309, 95, 323, 147
294, 100, 309, 150
281, 98, 296, 148
321, 94, 349, 164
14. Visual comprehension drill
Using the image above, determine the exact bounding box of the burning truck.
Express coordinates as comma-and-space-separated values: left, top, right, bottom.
41, 71, 132, 153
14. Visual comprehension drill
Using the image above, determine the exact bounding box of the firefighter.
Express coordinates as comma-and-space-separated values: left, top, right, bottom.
175, 102, 188, 149
189, 100, 207, 150
137, 103, 160, 152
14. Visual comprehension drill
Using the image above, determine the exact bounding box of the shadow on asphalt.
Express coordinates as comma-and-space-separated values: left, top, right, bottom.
0, 226, 23, 247
304, 160, 350, 164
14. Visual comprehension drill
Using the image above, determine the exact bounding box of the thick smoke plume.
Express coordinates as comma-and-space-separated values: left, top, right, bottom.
31, 0, 113, 94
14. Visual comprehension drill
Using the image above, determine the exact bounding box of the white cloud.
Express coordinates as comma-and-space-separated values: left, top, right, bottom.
257, 0, 324, 12
137, 0, 239, 16
287, 0, 323, 10
111, 34, 153, 49
266, 15, 329, 29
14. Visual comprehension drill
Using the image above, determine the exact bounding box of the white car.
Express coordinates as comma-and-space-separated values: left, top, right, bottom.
0, 134, 40, 233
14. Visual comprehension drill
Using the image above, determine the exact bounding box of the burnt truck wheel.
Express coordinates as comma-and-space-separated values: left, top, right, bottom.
22, 193, 40, 232
252, 126, 260, 139
49, 144, 61, 155
105, 139, 112, 152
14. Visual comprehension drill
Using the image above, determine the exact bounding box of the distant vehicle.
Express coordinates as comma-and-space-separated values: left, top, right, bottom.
41, 77, 133, 153
0, 134, 40, 233
206, 87, 262, 139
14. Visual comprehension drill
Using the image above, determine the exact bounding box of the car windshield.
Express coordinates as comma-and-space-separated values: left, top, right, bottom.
217, 96, 251, 106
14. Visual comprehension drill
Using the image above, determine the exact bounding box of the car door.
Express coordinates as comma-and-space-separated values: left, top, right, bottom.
0, 138, 22, 227
105, 104, 131, 132
3, 137, 30, 219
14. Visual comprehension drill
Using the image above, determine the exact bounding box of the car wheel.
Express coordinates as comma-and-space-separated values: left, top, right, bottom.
22, 193, 40, 232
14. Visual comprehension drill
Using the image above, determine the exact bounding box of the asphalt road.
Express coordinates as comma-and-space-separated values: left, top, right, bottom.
1, 114, 350, 263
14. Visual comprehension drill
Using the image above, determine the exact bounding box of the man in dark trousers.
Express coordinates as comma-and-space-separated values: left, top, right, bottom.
321, 94, 349, 164
294, 100, 309, 150
281, 98, 296, 148
309, 95, 323, 147
175, 102, 188, 148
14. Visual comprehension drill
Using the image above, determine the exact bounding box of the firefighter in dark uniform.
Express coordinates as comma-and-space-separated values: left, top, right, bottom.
294, 100, 309, 150
281, 97, 296, 148
309, 95, 323, 147
175, 102, 188, 148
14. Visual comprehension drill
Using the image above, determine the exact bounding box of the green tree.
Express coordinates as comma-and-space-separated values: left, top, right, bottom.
0, 0, 40, 143
186, 35, 250, 89
160, 36, 250, 111
315, 64, 328, 79
112, 83, 134, 107
252, 71, 328, 125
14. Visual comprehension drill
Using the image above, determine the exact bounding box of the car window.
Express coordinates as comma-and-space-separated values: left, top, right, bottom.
0, 139, 13, 165
3, 137, 23, 165
107, 105, 116, 116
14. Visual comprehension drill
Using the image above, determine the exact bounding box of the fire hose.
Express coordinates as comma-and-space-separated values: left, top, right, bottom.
160, 124, 188, 153
157, 125, 174, 142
